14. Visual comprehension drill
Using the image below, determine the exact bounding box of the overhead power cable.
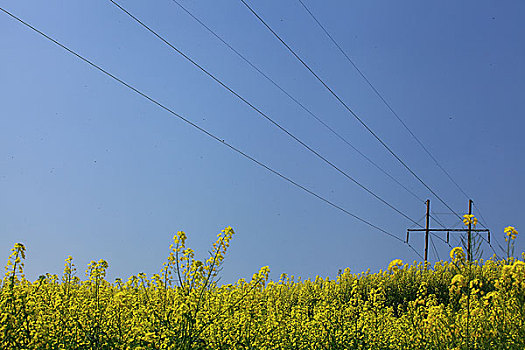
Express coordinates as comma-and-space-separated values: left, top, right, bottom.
472, 203, 494, 233
172, 0, 451, 251
409, 214, 426, 229
296, 0, 472, 202
297, 0, 501, 257
429, 234, 440, 261
409, 213, 449, 248
296, 1, 501, 260
239, 0, 464, 222
472, 202, 489, 229
0, 6, 424, 260
168, 0, 426, 205
472, 202, 505, 256
430, 232, 450, 247
107, 0, 423, 227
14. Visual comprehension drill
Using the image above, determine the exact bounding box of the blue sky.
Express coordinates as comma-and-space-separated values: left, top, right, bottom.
1, 0, 523, 283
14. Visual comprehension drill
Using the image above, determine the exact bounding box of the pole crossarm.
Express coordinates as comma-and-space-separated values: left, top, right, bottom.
406, 228, 491, 249
407, 229, 490, 232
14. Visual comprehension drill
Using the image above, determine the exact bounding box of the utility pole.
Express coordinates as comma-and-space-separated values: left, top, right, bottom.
467, 199, 473, 261
424, 199, 430, 263
406, 199, 490, 262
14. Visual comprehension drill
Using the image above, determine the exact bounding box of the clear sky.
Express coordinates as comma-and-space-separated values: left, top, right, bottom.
1, 0, 524, 283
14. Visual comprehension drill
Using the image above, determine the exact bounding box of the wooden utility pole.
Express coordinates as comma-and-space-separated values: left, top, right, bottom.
406, 199, 490, 262
467, 199, 473, 261
424, 199, 430, 263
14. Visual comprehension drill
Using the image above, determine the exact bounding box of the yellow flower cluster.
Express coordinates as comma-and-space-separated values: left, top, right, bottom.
449, 246, 466, 264
387, 258, 403, 272
505, 226, 518, 241
1, 232, 524, 349
462, 214, 478, 226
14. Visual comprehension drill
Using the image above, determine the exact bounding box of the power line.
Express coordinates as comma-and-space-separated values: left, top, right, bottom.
409, 214, 426, 229
430, 232, 451, 247
107, 0, 423, 227
296, 0, 472, 202
298, 0, 508, 259
429, 234, 440, 261
435, 232, 452, 248
239, 0, 464, 222
472, 202, 489, 229
0, 5, 424, 261
411, 208, 448, 245
168, 0, 426, 205
298, 1, 501, 261
472, 201, 506, 256
430, 212, 447, 229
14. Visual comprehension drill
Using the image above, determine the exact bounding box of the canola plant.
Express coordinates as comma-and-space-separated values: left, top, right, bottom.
1, 225, 524, 350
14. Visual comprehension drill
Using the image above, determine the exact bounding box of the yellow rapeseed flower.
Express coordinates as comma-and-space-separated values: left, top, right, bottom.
462, 214, 478, 226
449, 247, 465, 261
451, 274, 466, 287
388, 259, 403, 272
504, 226, 518, 241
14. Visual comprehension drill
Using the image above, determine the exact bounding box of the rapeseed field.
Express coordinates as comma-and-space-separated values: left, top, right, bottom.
1, 224, 524, 349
